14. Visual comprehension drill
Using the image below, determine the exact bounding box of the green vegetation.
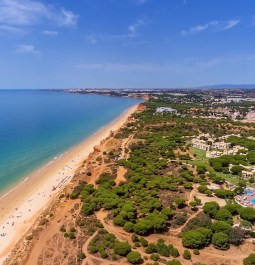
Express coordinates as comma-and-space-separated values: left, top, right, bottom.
182, 213, 212, 232
243, 253, 255, 265
73, 96, 255, 264
239, 207, 255, 223
182, 228, 212, 249
167, 260, 182, 265
215, 209, 233, 225
211, 221, 232, 235
193, 249, 200, 255
183, 249, 191, 260
228, 136, 255, 151
203, 202, 220, 218
127, 251, 141, 264
114, 242, 131, 256
212, 232, 229, 250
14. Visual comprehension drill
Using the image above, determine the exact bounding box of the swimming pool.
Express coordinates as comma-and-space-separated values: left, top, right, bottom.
245, 189, 254, 195
251, 199, 255, 204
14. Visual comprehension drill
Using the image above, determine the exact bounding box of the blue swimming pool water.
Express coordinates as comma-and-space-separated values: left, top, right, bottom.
245, 189, 253, 195
250, 199, 255, 204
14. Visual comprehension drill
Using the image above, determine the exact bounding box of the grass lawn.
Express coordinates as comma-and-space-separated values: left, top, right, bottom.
188, 148, 238, 184
187, 147, 212, 172
190, 147, 208, 161
186, 160, 212, 171
216, 171, 234, 179
187, 147, 238, 178
226, 176, 240, 185
187, 147, 241, 187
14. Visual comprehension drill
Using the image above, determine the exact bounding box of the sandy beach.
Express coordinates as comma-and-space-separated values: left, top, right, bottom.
0, 104, 138, 264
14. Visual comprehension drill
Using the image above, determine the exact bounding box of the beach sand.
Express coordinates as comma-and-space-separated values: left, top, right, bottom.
0, 104, 138, 264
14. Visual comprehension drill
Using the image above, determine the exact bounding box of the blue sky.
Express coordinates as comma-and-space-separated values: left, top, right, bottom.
1, 0, 255, 88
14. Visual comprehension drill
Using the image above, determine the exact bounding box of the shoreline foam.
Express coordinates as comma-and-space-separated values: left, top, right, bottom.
0, 104, 138, 263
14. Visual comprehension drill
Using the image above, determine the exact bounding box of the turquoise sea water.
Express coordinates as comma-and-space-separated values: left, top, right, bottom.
0, 90, 141, 194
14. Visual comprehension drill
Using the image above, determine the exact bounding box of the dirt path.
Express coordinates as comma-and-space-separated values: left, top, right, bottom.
25, 200, 78, 265
121, 134, 134, 158
115, 166, 127, 185
170, 209, 203, 235
115, 134, 134, 185
146, 232, 249, 265
96, 210, 131, 243
82, 229, 129, 265
119, 137, 130, 159
197, 193, 226, 207
187, 185, 198, 203
91, 211, 151, 264
93, 209, 250, 265
82, 231, 98, 265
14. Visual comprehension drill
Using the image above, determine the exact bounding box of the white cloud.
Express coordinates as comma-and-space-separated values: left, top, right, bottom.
15, 44, 39, 54
0, 25, 25, 35
0, 0, 46, 26
42, 30, 58, 36
58, 9, 78, 27
222, 19, 240, 30
85, 18, 147, 44
182, 21, 218, 35
182, 19, 240, 35
128, 19, 146, 37
109, 18, 147, 39
86, 34, 97, 45
0, 0, 78, 33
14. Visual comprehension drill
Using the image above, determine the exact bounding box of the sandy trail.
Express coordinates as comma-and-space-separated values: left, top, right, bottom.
0, 104, 138, 264
82, 230, 128, 265
94, 208, 251, 265
96, 210, 131, 243
23, 199, 77, 265
115, 166, 127, 185
115, 134, 134, 185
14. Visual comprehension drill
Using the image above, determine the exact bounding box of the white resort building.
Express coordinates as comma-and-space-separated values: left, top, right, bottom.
242, 171, 255, 180
156, 107, 177, 114
192, 134, 247, 159
212, 142, 231, 150
206, 151, 222, 158
191, 138, 210, 151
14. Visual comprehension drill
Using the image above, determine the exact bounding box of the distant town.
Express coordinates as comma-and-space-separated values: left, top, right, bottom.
51, 88, 255, 123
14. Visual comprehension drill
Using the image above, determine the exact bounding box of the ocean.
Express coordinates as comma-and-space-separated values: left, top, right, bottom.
0, 90, 141, 194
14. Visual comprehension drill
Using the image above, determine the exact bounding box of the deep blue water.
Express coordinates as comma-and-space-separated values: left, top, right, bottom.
0, 90, 141, 194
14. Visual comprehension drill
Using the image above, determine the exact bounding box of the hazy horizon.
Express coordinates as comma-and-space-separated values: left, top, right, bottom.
3, 84, 255, 90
